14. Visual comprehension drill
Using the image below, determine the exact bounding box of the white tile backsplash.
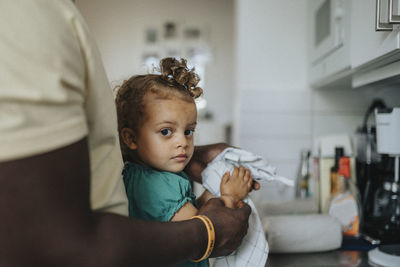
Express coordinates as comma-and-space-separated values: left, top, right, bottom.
312, 89, 371, 114
239, 137, 311, 164
240, 90, 312, 113
236, 86, 400, 203
312, 114, 364, 139
239, 112, 312, 137
312, 87, 400, 115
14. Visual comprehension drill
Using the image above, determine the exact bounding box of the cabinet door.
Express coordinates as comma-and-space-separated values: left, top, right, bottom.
351, 0, 400, 69
309, 0, 351, 87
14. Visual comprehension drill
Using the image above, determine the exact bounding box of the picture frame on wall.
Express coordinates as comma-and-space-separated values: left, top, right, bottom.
145, 28, 158, 44
164, 21, 177, 39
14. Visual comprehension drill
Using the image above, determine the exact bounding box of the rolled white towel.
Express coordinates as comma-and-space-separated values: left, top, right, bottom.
262, 214, 342, 253
202, 148, 279, 267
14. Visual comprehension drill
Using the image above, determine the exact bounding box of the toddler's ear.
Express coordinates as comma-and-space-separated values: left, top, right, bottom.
121, 128, 137, 150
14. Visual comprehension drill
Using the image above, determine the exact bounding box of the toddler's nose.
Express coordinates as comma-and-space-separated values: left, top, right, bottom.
176, 133, 188, 148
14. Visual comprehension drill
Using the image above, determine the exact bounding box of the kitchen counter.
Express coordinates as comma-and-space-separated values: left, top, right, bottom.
266, 250, 373, 267
264, 234, 380, 266
256, 200, 383, 266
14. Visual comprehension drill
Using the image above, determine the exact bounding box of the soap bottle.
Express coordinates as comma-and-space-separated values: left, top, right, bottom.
295, 150, 311, 198
330, 147, 344, 197
329, 155, 361, 237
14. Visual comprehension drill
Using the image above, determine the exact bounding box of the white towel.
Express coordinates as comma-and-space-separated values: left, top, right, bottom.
201, 148, 293, 267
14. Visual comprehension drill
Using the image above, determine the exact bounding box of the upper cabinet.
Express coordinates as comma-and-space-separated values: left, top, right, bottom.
309, 0, 400, 89
308, 0, 351, 88
351, 0, 400, 87
351, 0, 400, 68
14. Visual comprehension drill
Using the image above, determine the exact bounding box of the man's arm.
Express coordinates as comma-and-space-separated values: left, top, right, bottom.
185, 143, 229, 184
186, 143, 261, 190
0, 138, 250, 266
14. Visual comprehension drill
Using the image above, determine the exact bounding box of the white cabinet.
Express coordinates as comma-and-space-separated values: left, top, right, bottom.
351, 0, 400, 87
351, 0, 400, 68
309, 0, 400, 89
308, 0, 351, 88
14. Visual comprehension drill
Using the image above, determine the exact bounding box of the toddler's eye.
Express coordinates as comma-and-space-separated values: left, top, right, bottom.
184, 129, 194, 136
160, 129, 172, 136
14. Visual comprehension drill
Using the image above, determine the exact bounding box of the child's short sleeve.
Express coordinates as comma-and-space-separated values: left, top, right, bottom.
123, 164, 197, 222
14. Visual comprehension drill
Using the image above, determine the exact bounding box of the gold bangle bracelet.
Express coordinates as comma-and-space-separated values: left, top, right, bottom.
191, 215, 215, 262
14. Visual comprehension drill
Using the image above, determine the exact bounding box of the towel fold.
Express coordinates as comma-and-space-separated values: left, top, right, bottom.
201, 147, 291, 267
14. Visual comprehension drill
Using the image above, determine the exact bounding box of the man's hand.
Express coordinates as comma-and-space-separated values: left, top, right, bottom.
185, 143, 229, 184
186, 143, 260, 191
197, 198, 251, 257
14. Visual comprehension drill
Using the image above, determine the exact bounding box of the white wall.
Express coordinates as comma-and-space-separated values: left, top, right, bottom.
233, 0, 400, 204
234, 0, 311, 202
311, 86, 400, 140
76, 0, 234, 126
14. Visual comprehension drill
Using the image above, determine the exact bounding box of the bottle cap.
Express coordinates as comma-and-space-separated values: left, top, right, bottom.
335, 147, 344, 158
338, 157, 350, 178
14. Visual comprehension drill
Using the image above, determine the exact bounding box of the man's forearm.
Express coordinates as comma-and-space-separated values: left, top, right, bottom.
68, 213, 207, 266
2, 210, 207, 267
89, 214, 207, 266
0, 139, 207, 266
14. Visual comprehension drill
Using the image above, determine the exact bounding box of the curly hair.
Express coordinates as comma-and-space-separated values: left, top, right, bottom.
115, 57, 203, 161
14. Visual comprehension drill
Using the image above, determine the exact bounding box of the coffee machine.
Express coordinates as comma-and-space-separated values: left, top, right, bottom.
355, 100, 400, 244
360, 107, 400, 243
366, 107, 400, 266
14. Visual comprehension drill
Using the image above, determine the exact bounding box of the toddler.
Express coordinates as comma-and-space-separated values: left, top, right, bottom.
115, 58, 252, 267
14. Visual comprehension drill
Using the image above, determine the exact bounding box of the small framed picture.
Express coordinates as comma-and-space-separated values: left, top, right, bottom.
164, 22, 177, 39
145, 28, 158, 44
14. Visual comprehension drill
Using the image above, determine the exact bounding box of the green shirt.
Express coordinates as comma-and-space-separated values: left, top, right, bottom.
123, 163, 209, 267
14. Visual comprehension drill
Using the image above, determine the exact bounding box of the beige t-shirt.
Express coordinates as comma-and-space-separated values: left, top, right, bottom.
0, 0, 128, 215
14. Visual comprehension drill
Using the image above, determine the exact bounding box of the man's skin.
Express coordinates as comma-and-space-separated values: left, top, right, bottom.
0, 138, 252, 266
186, 143, 261, 189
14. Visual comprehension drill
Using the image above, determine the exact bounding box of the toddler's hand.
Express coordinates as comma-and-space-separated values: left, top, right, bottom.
220, 166, 252, 208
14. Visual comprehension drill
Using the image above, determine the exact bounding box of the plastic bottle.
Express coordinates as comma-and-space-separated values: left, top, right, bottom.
330, 147, 344, 196
295, 150, 312, 198
329, 155, 361, 236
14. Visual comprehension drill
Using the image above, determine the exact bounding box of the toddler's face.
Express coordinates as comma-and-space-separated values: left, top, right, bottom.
134, 93, 197, 173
